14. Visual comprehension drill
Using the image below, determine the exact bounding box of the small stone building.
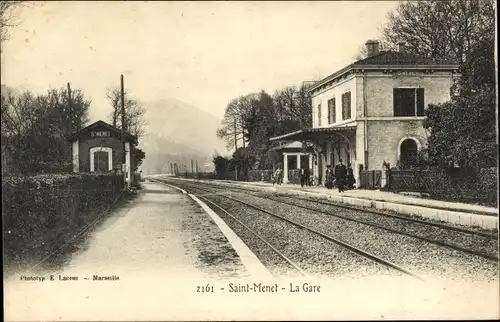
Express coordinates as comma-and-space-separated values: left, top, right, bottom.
271, 141, 314, 184
67, 120, 138, 185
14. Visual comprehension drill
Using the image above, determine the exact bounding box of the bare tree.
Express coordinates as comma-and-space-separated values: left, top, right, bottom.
106, 85, 146, 138
1, 86, 91, 174
216, 94, 258, 150
0, 1, 23, 43
381, 0, 495, 63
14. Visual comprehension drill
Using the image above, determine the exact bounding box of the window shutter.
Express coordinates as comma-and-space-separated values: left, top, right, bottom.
327, 100, 332, 124
347, 92, 351, 119
332, 97, 336, 123
416, 88, 424, 116
342, 93, 346, 120
318, 103, 322, 126
393, 88, 403, 116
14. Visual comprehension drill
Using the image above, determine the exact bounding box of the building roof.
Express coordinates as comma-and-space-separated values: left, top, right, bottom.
270, 141, 313, 151
354, 50, 457, 66
67, 120, 138, 144
269, 125, 357, 142
308, 50, 459, 94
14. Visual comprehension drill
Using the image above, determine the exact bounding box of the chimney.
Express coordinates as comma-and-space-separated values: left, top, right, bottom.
398, 42, 406, 53
365, 40, 380, 57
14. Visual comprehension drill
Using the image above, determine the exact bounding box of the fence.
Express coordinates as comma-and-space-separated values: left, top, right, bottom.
174, 169, 277, 182
385, 167, 498, 207
359, 170, 383, 189
173, 169, 317, 185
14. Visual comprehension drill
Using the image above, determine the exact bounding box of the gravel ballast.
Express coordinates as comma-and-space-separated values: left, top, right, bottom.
228, 191, 498, 281
157, 179, 498, 281
211, 194, 399, 278
270, 194, 498, 260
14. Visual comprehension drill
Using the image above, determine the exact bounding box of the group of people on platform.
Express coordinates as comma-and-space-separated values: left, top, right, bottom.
272, 159, 355, 191
325, 159, 356, 193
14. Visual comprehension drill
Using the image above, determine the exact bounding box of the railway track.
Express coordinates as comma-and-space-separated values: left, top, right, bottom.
207, 182, 497, 238
151, 178, 424, 280
174, 179, 498, 262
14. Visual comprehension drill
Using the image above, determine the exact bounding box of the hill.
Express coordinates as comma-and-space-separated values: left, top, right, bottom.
138, 98, 227, 174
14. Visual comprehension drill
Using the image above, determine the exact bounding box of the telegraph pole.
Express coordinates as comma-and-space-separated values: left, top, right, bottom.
67, 82, 72, 134
120, 74, 126, 188
67, 82, 73, 169
233, 118, 238, 181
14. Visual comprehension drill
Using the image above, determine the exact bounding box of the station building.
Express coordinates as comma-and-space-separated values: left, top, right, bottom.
270, 40, 459, 186
68, 120, 138, 185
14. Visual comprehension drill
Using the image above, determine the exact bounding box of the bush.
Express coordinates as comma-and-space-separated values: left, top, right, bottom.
247, 169, 274, 182
2, 173, 124, 267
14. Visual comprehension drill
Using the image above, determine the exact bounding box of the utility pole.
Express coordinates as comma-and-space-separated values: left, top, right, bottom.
67, 82, 72, 134
233, 118, 238, 181
67, 82, 73, 169
121, 74, 126, 188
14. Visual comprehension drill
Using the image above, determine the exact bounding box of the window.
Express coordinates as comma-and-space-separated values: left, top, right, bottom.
393, 88, 425, 116
341, 92, 351, 120
327, 98, 336, 124
317, 103, 322, 126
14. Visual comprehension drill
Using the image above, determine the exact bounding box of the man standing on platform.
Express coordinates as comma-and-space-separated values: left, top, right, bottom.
305, 167, 311, 186
334, 159, 347, 193
299, 167, 306, 187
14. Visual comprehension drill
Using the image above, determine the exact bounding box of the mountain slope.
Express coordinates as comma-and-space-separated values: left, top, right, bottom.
139, 98, 227, 174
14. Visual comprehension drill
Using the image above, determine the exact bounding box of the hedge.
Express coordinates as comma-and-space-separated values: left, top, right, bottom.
2, 173, 125, 269
386, 167, 498, 207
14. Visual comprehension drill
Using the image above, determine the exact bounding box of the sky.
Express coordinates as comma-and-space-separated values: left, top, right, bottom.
1, 1, 399, 122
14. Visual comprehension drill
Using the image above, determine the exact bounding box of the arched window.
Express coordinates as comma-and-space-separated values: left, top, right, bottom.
399, 138, 418, 167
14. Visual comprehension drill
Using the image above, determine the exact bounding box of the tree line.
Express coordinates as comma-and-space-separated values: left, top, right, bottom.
1, 84, 147, 175
1, 86, 90, 174
215, 0, 497, 174
215, 84, 312, 174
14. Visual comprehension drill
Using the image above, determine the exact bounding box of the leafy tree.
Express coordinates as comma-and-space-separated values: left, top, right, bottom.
423, 33, 496, 168
382, 0, 497, 170
212, 154, 231, 174
230, 147, 254, 178
133, 148, 146, 171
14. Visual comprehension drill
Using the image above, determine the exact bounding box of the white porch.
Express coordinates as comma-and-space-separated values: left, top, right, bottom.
270, 126, 360, 186
282, 152, 313, 184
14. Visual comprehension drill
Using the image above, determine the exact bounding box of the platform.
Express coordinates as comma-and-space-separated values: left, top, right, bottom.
168, 178, 499, 230
4, 181, 273, 321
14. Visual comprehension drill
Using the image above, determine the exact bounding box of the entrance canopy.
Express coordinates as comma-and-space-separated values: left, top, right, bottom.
269, 125, 356, 142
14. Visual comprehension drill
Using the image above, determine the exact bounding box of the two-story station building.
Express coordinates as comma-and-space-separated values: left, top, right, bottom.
270, 40, 459, 186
